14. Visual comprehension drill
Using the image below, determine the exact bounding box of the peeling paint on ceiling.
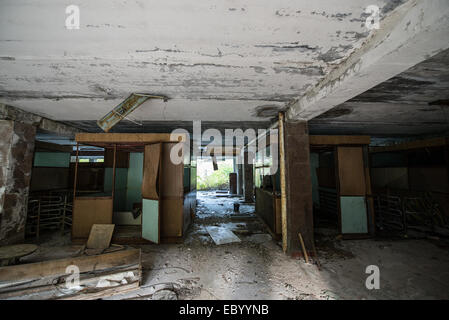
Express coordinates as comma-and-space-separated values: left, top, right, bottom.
0, 0, 392, 122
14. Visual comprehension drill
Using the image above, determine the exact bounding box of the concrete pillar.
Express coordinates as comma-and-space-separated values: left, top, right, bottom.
243, 151, 254, 203
0, 120, 36, 244
283, 120, 314, 254
237, 162, 243, 195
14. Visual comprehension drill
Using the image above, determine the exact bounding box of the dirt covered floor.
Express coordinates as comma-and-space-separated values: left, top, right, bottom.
20, 191, 449, 300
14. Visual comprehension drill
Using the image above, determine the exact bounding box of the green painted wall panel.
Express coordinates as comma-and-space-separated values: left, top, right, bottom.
340, 196, 368, 234
126, 152, 143, 211
142, 199, 159, 243
33, 152, 70, 167
104, 167, 128, 211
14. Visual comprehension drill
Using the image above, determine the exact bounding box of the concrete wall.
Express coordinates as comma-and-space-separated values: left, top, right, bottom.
0, 120, 36, 244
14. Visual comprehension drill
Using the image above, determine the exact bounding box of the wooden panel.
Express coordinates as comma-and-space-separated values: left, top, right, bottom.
160, 199, 183, 237
104, 149, 129, 168
142, 199, 160, 243
86, 224, 115, 249
72, 197, 113, 238
160, 143, 183, 198
182, 191, 195, 234
76, 133, 186, 143
0, 249, 140, 282
337, 147, 366, 196
69, 164, 105, 192
142, 143, 161, 200
310, 135, 370, 146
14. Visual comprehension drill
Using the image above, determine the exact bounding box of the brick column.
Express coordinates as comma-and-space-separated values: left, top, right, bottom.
283, 120, 314, 254
0, 120, 36, 244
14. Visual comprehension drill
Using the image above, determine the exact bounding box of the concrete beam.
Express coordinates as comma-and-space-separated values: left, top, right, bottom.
0, 103, 81, 137
287, 0, 449, 120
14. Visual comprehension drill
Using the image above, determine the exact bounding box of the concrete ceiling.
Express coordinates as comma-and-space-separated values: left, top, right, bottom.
309, 48, 449, 137
1, 0, 402, 125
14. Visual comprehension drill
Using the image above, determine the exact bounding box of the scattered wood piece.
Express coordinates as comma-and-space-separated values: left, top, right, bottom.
87, 224, 115, 249
0, 244, 38, 267
298, 233, 309, 264
0, 248, 141, 300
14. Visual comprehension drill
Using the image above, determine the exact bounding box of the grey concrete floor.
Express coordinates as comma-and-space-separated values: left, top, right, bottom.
22, 190, 449, 300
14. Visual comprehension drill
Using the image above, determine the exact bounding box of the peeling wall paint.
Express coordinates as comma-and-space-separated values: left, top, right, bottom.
0, 120, 36, 244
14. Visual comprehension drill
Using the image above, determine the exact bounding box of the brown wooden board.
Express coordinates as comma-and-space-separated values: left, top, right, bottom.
160, 198, 183, 237
86, 224, 115, 249
0, 249, 141, 282
142, 143, 162, 200
337, 146, 366, 196
72, 197, 113, 238
76, 133, 186, 144
160, 143, 183, 198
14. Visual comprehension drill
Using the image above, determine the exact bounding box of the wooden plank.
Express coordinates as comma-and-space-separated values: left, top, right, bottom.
58, 281, 140, 300
369, 137, 447, 153
0, 266, 140, 299
72, 197, 113, 238
278, 112, 287, 253
0, 249, 141, 282
160, 199, 183, 237
142, 143, 161, 200
86, 224, 115, 249
309, 135, 370, 146
160, 143, 183, 198
337, 147, 366, 196
75, 133, 186, 144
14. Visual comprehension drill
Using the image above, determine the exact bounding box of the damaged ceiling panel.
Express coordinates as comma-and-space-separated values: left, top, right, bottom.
310, 48, 449, 137
0, 0, 395, 123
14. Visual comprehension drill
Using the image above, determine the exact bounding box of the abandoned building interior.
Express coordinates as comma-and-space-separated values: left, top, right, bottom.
0, 0, 449, 300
